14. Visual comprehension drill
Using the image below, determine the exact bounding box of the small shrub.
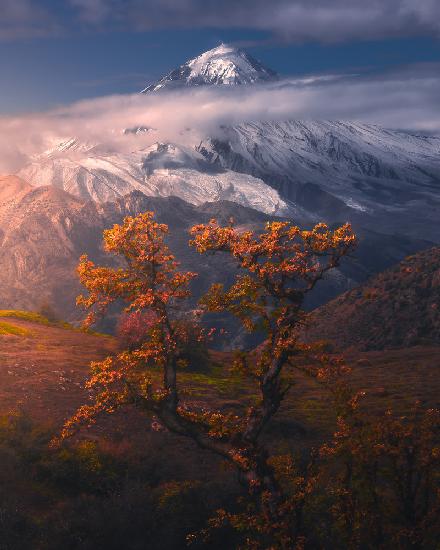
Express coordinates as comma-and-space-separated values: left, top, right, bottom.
38, 302, 60, 323
117, 311, 210, 371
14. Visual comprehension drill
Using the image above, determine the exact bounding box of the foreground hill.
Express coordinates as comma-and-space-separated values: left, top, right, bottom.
0, 310, 438, 549
0, 310, 438, 432
305, 247, 440, 350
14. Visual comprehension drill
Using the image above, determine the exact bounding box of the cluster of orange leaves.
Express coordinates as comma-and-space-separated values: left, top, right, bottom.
77, 212, 196, 327
64, 213, 356, 439
190, 219, 356, 360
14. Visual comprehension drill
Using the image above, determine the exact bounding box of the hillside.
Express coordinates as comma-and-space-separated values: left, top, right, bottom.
0, 311, 438, 549
305, 247, 440, 350
0, 311, 116, 422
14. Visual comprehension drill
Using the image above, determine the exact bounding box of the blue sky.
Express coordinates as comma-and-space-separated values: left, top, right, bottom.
1, 0, 440, 113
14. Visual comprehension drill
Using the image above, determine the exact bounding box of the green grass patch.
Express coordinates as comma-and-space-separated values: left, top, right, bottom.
0, 321, 31, 337
180, 365, 245, 398
0, 310, 72, 330
0, 310, 114, 338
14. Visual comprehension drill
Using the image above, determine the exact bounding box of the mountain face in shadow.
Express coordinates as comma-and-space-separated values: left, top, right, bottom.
0, 177, 431, 349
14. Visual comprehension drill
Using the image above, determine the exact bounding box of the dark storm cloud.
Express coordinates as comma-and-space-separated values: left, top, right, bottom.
69, 0, 440, 42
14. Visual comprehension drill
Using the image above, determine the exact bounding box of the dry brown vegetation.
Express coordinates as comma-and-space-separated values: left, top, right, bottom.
0, 314, 438, 443
306, 247, 440, 351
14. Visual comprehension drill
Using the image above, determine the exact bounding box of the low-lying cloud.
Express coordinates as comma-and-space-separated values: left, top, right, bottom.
1, 63, 439, 174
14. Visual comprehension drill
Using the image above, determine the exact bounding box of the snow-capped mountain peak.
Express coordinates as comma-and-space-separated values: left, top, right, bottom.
141, 43, 278, 92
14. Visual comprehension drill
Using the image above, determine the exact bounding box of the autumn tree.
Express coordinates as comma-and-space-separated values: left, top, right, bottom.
316, 401, 440, 550
61, 211, 356, 547
62, 212, 198, 433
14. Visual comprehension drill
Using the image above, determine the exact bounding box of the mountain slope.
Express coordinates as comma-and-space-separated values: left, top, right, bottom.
0, 178, 431, 333
304, 247, 440, 350
198, 121, 440, 241
142, 43, 278, 92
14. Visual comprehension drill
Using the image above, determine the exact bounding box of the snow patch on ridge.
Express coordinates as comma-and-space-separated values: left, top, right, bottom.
18, 140, 293, 217
142, 43, 278, 92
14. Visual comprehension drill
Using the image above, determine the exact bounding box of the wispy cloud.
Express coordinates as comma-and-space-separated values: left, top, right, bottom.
67, 0, 440, 43
0, 63, 439, 173
0, 0, 60, 40
3, 1, 440, 44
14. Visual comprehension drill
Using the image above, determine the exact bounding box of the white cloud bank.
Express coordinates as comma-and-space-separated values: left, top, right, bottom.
1, 64, 439, 173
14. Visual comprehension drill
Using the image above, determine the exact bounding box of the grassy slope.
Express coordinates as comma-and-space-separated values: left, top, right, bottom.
0, 311, 438, 450
0, 312, 116, 424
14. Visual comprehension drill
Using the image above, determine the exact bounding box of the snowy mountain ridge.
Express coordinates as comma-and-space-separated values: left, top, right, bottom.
141, 43, 278, 92
196, 120, 440, 240
198, 120, 440, 206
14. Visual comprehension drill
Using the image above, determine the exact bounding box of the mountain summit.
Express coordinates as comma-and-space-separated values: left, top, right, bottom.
141, 43, 278, 92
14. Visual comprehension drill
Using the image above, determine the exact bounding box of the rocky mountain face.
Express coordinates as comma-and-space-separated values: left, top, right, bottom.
141, 43, 278, 92
304, 246, 440, 351
198, 121, 440, 242
0, 176, 430, 341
